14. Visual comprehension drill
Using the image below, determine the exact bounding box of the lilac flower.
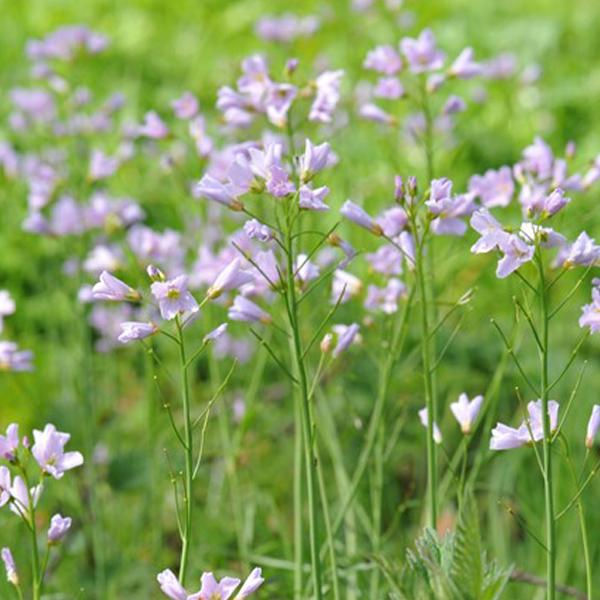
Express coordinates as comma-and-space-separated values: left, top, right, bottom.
363, 45, 402, 75
228, 296, 271, 323
299, 185, 330, 211
266, 164, 295, 197
359, 103, 395, 125
199, 572, 242, 599
157, 569, 194, 599
496, 234, 534, 278
400, 29, 445, 73
374, 77, 404, 100
0, 342, 33, 372
235, 567, 265, 598
418, 408, 442, 444
585, 405, 600, 448
520, 137, 554, 180
579, 288, 600, 333
151, 275, 199, 320
376, 207, 407, 237
189, 116, 213, 157
299, 140, 333, 183
443, 95, 466, 115
0, 467, 10, 508
1, 547, 18, 586
309, 70, 344, 123
489, 423, 529, 450
203, 323, 228, 344
83, 244, 123, 275
207, 258, 254, 299
244, 219, 273, 242
31, 424, 84, 479
450, 393, 483, 434
255, 14, 320, 43
295, 254, 320, 285
448, 48, 481, 79
427, 73, 446, 93
470, 209, 508, 253
332, 270, 362, 304
0, 424, 19, 461
89, 150, 120, 181
468, 167, 514, 208
364, 279, 406, 314
560, 232, 600, 268
47, 514, 72, 543
340, 200, 383, 235
92, 271, 140, 302
426, 179, 474, 236
171, 92, 199, 119
519, 223, 565, 249
265, 83, 297, 127
0, 291, 16, 333
138, 111, 169, 139
118, 321, 159, 344
366, 245, 403, 276
332, 323, 361, 357
542, 188, 570, 217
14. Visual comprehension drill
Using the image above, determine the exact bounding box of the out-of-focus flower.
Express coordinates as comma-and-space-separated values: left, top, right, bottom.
228, 296, 270, 323
196, 174, 244, 211
450, 393, 483, 434
585, 405, 600, 448
0, 291, 16, 333
0, 342, 33, 372
341, 200, 383, 235
171, 92, 199, 119
299, 140, 333, 183
92, 271, 140, 302
0, 424, 19, 461
138, 111, 169, 139
363, 45, 402, 75
1, 547, 18, 586
309, 70, 344, 123
207, 258, 254, 299
468, 166, 514, 208
400, 29, 445, 73
204, 323, 228, 344
448, 47, 481, 79
418, 408, 442, 444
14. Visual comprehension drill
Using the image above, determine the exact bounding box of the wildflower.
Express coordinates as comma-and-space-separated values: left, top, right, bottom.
0, 342, 33, 372
579, 288, 600, 333
376, 207, 407, 237
0, 466, 10, 507
151, 275, 199, 320
359, 103, 395, 125
299, 140, 332, 183
470, 209, 507, 253
363, 45, 402, 75
426, 179, 474, 236
400, 29, 445, 73
295, 254, 320, 284
332, 270, 362, 303
92, 271, 140, 302
265, 83, 297, 127
364, 279, 406, 314
0, 424, 19, 461
157, 569, 195, 599
203, 323, 228, 344
244, 219, 273, 242
138, 111, 169, 139
299, 185, 330, 211
418, 408, 442, 444
443, 95, 466, 115
496, 234, 534, 278
196, 175, 244, 211
171, 92, 199, 119
228, 296, 270, 323
560, 232, 600, 268
266, 164, 295, 197
332, 324, 361, 357
207, 258, 253, 299
1, 547, 18, 586
340, 200, 383, 235
89, 150, 119, 181
8, 476, 42, 520
448, 47, 481, 79
235, 567, 265, 598
585, 405, 600, 448
118, 321, 159, 344
47, 514, 72, 544
468, 167, 514, 208
374, 77, 404, 100
0, 290, 16, 332
309, 70, 343, 123
31, 424, 84, 479
450, 393, 483, 434
542, 188, 570, 217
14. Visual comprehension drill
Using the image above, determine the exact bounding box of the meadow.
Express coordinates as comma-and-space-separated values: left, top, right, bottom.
1, 0, 600, 598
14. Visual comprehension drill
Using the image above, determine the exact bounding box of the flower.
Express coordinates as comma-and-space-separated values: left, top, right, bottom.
0, 466, 10, 507
47, 513, 72, 543
228, 296, 270, 323
7, 475, 42, 520
376, 207, 407, 237
299, 140, 333, 183
1, 547, 18, 586
138, 111, 169, 139
92, 271, 140, 302
496, 234, 534, 278
203, 323, 228, 344
299, 185, 330, 211
359, 103, 395, 125
332, 323, 360, 357
560, 232, 600, 268
0, 290, 16, 332
309, 70, 344, 123
374, 77, 404, 100
332, 270, 362, 303
235, 567, 265, 598
0, 342, 33, 372
448, 47, 481, 79
207, 258, 254, 299
470, 209, 508, 253
580, 288, 600, 333
89, 150, 119, 181
244, 219, 273, 242
157, 569, 192, 600
450, 393, 483, 434
340, 200, 383, 235
364, 279, 406, 314
151, 275, 199, 320
0, 424, 19, 461
118, 321, 158, 344
295, 254, 320, 284
363, 45, 402, 75
171, 92, 199, 119
418, 408, 442, 444
468, 167, 514, 208
585, 405, 600, 448
400, 29, 445, 73
31, 424, 84, 479
196, 175, 244, 211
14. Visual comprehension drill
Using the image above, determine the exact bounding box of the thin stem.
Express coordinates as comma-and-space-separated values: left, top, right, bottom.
176, 316, 194, 586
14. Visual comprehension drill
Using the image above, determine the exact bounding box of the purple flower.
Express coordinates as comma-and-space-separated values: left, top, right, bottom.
426, 179, 474, 236
585, 405, 600, 448
299, 185, 330, 211
295, 254, 320, 285
266, 164, 295, 197
450, 393, 483, 434
89, 150, 120, 181
1, 547, 18, 586
228, 296, 270, 323
448, 47, 481, 79
157, 569, 192, 599
255, 14, 320, 43
299, 140, 333, 183
542, 188, 570, 217
560, 232, 600, 268
189, 116, 213, 158
364, 279, 406, 314
236, 567, 265, 598
470, 209, 507, 253
520, 137, 554, 180
400, 29, 445, 73
418, 408, 442, 444
373, 77, 404, 100
376, 207, 407, 237
359, 103, 395, 125
265, 83, 297, 127
198, 572, 241, 599
309, 70, 344, 123
118, 321, 159, 344
496, 234, 534, 278
363, 45, 402, 75
0, 291, 16, 333
332, 323, 360, 357
443, 95, 466, 115
203, 323, 228, 344
151, 275, 199, 320
579, 288, 600, 333
244, 219, 273, 242
0, 466, 10, 507
7, 475, 42, 520
207, 258, 254, 299
489, 423, 529, 450
171, 92, 199, 119
92, 271, 140, 302
32, 424, 83, 479
138, 111, 169, 139
340, 200, 383, 235
48, 513, 72, 544
468, 166, 514, 208
365, 245, 403, 276
0, 424, 19, 461
0, 342, 33, 372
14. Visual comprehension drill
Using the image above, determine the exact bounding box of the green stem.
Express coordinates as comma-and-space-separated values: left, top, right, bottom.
293, 381, 304, 600
176, 316, 194, 586
536, 253, 555, 600
22, 471, 41, 600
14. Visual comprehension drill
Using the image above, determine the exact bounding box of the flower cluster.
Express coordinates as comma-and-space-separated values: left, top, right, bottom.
0, 291, 33, 372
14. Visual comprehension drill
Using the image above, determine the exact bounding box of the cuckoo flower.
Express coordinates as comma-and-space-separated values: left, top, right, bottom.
331, 323, 361, 357
244, 219, 273, 242
196, 175, 244, 211
0, 466, 10, 507
418, 408, 442, 444
496, 234, 534, 278
340, 200, 383, 235
579, 287, 600, 333
299, 185, 330, 211
207, 258, 254, 299
0, 342, 33, 372
309, 70, 344, 123
31, 424, 84, 479
92, 271, 140, 302
364, 279, 406, 314
47, 514, 72, 544
400, 29, 445, 73
363, 45, 402, 75
118, 321, 159, 344
151, 275, 199, 320
470, 209, 507, 253
448, 47, 481, 78
298, 140, 333, 183
0, 424, 19, 461
585, 405, 600, 448
228, 296, 270, 323
560, 232, 600, 268
171, 92, 199, 119
1, 547, 18, 586
0, 290, 16, 332
138, 111, 169, 139
468, 166, 514, 208
450, 393, 483, 434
